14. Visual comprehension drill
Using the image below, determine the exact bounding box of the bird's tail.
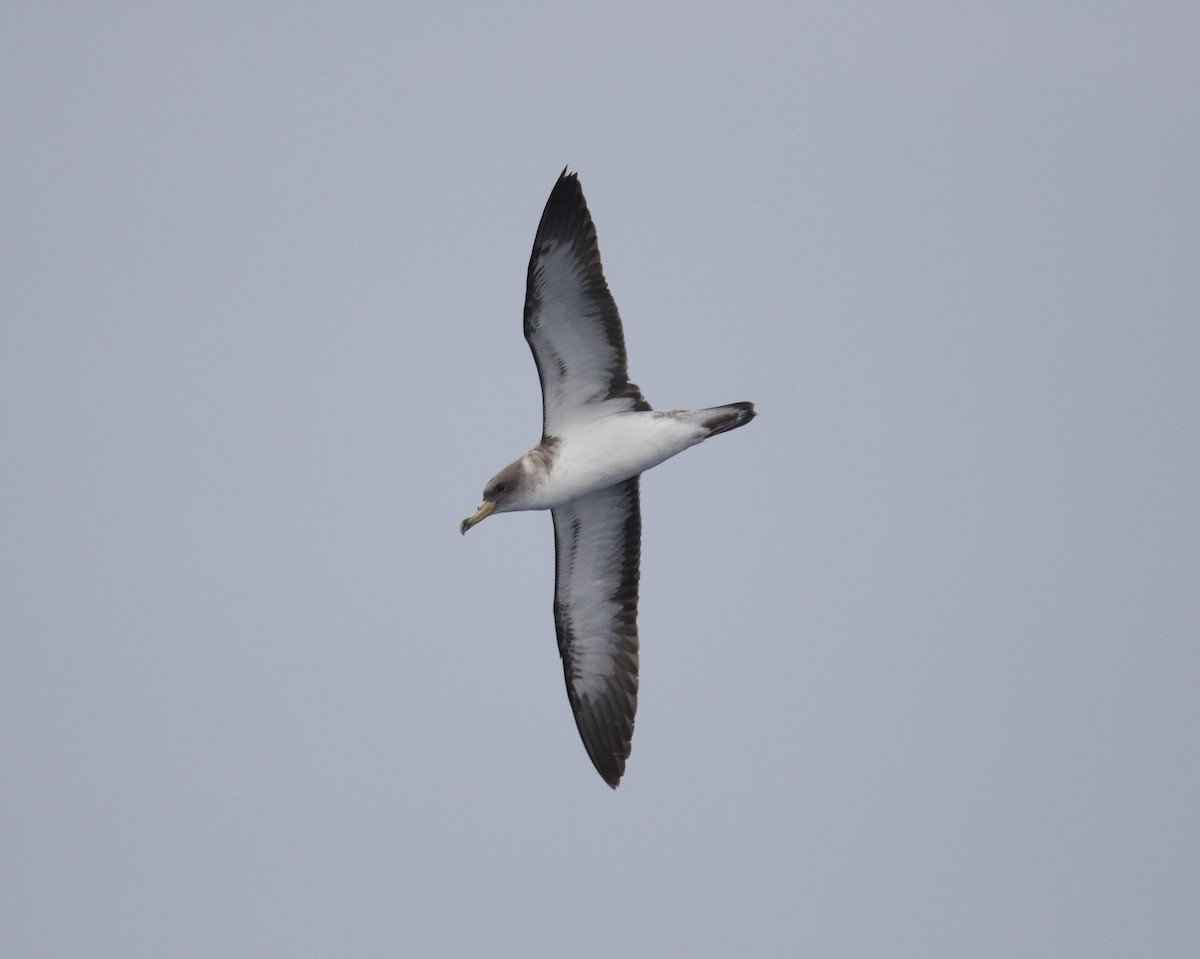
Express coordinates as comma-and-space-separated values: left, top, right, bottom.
697, 401, 756, 437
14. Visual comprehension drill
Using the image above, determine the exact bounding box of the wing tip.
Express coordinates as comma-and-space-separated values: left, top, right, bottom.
576, 699, 635, 789
589, 746, 628, 789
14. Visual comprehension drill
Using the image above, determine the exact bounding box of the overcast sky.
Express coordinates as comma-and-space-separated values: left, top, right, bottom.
3, 3, 1198, 957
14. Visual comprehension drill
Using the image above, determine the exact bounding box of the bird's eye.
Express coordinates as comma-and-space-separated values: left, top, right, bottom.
495, 483, 507, 493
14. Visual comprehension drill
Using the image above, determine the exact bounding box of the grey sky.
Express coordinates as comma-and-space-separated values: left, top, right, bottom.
3, 3, 1198, 957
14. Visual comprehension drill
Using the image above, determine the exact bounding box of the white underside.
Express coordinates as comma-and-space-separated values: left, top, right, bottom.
525, 411, 709, 509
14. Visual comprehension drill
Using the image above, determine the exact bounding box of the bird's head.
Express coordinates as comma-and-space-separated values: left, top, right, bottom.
459, 460, 528, 534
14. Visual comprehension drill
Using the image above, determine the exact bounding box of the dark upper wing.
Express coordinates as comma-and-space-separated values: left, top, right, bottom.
550, 477, 641, 787
524, 171, 650, 438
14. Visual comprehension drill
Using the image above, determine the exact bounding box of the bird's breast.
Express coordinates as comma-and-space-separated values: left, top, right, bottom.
528, 412, 706, 508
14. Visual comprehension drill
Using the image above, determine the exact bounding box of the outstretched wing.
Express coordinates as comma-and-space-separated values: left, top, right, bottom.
524, 171, 650, 438
550, 477, 641, 787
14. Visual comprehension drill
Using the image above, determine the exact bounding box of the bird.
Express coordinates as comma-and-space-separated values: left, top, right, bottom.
461, 170, 755, 787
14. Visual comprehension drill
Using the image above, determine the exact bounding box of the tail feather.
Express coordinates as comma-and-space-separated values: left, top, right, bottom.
698, 401, 756, 437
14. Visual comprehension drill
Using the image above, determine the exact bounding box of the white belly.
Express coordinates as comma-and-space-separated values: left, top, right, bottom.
530, 411, 707, 508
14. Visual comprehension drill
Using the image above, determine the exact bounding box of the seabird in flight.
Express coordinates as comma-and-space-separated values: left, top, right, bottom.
461, 170, 756, 787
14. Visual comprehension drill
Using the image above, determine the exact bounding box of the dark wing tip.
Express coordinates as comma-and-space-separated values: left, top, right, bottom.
535, 169, 592, 250
559, 647, 637, 789
575, 702, 631, 788
591, 695, 634, 787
